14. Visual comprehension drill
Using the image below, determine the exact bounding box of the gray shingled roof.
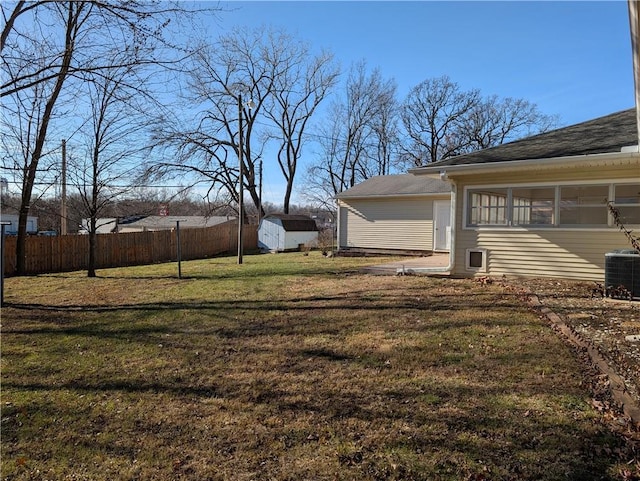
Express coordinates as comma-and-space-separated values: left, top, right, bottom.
262, 214, 318, 232
120, 215, 231, 229
335, 174, 450, 199
425, 108, 637, 168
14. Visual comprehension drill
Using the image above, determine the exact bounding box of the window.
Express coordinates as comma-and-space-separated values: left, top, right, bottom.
466, 182, 638, 228
613, 183, 640, 225
512, 187, 555, 226
468, 189, 508, 226
559, 185, 608, 226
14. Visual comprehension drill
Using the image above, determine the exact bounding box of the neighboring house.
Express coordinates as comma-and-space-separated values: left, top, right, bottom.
81, 215, 233, 233
410, 108, 640, 281
79, 218, 118, 234
258, 214, 318, 252
336, 174, 451, 253
0, 214, 37, 235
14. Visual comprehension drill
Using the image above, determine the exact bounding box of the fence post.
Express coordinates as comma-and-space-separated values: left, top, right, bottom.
176, 220, 182, 279
1, 222, 9, 305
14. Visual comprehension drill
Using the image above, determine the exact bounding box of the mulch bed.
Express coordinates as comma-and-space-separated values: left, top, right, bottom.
521, 278, 640, 408
507, 276, 640, 470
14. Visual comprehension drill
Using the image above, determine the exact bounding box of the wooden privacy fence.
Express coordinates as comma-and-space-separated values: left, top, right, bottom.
2, 221, 258, 276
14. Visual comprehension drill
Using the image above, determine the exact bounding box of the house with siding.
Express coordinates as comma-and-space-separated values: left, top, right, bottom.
81, 215, 233, 233
336, 174, 451, 253
409, 108, 640, 281
0, 214, 37, 235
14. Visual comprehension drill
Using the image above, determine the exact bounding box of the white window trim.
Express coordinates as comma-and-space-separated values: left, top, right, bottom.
463, 181, 640, 230
465, 248, 487, 272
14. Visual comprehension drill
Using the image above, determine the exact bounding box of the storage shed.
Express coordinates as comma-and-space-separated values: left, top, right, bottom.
258, 214, 319, 252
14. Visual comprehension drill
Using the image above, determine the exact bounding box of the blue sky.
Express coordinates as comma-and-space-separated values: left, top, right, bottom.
210, 1, 635, 203
217, 1, 633, 125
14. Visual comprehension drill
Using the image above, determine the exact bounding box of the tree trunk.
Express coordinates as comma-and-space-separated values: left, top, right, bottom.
87, 217, 97, 277
15, 2, 80, 274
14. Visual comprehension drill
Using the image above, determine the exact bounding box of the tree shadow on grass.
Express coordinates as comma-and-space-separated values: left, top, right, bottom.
3, 360, 627, 481
3, 283, 527, 316
2, 297, 536, 345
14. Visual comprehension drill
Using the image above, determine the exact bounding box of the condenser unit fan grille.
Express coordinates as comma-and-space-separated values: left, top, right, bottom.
605, 249, 640, 300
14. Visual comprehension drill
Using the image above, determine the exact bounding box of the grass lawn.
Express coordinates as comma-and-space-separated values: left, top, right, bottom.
0, 252, 634, 480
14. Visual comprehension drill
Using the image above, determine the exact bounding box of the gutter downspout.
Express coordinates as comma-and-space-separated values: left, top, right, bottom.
397, 175, 457, 275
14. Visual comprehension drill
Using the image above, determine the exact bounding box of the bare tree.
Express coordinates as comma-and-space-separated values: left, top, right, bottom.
400, 75, 558, 167
1, 1, 25, 53
1, 1, 205, 98
462, 95, 558, 151
0, 40, 66, 221
262, 35, 339, 213
1, 0, 208, 274
149, 27, 337, 217
70, 56, 156, 277
367, 80, 400, 177
146, 29, 274, 219
304, 61, 399, 207
1, 2, 87, 274
401, 75, 480, 166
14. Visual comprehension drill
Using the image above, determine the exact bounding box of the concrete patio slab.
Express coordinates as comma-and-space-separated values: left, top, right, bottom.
361, 253, 450, 276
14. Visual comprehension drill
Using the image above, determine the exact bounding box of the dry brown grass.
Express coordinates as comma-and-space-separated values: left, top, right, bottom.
1, 252, 638, 480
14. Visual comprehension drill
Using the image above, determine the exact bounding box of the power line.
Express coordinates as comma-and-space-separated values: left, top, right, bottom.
0, 179, 211, 190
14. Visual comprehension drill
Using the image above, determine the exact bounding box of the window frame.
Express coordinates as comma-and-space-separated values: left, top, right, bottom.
467, 188, 508, 227
464, 181, 640, 230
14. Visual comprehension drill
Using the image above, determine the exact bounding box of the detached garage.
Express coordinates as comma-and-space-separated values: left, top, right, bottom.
336, 174, 451, 254
258, 214, 319, 252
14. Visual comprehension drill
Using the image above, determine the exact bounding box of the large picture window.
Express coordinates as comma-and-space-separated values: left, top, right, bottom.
466, 183, 640, 228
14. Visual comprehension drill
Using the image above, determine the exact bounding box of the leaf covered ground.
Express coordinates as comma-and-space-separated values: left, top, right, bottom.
1, 252, 639, 480
521, 277, 640, 415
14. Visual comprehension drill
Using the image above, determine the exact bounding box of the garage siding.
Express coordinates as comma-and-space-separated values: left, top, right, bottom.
339, 197, 440, 252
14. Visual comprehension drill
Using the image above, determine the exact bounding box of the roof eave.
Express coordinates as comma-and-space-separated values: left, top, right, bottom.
410, 150, 640, 178
335, 191, 450, 201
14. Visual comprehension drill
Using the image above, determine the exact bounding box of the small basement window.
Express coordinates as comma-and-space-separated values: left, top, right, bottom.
466, 248, 487, 272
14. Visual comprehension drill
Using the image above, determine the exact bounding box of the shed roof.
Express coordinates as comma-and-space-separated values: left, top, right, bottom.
335, 174, 450, 199
262, 214, 318, 232
417, 108, 637, 169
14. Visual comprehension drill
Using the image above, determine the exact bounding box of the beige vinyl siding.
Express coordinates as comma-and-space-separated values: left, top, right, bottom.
339, 197, 444, 251
451, 163, 639, 281
455, 228, 626, 280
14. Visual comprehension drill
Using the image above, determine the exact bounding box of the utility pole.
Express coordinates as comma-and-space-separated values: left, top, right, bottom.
0, 177, 7, 198
60, 139, 67, 235
237, 95, 244, 265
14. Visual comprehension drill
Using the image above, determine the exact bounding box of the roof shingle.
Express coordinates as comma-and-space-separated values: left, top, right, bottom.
262, 214, 318, 232
335, 174, 450, 199
426, 108, 637, 168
